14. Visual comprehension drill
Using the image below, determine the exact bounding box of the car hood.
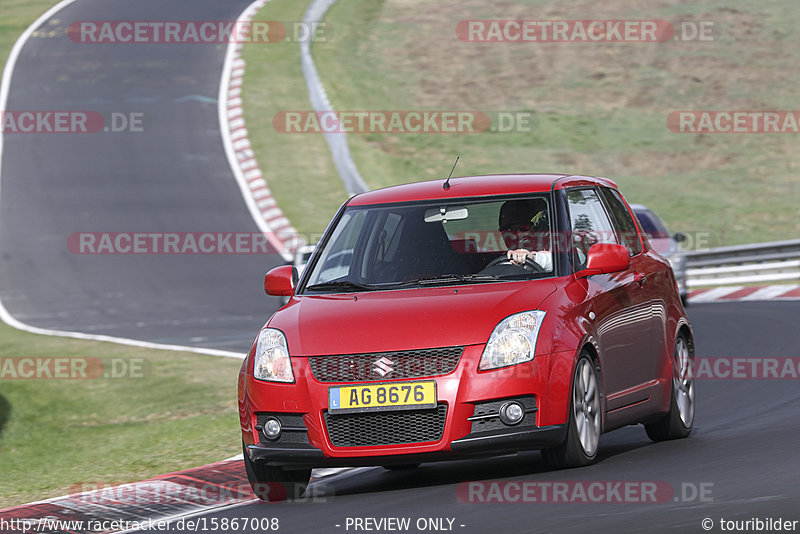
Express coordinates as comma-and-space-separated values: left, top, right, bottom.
268, 280, 559, 356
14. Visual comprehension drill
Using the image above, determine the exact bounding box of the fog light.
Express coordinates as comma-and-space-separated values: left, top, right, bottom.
499, 402, 525, 425
264, 417, 282, 440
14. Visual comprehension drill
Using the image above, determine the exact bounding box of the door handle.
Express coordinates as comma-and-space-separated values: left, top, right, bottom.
634, 272, 647, 287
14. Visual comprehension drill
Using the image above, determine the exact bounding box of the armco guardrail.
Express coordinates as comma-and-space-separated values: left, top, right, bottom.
685, 239, 800, 287
301, 0, 369, 196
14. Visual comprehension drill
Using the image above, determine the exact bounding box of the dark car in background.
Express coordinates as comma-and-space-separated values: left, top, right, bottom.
630, 204, 688, 306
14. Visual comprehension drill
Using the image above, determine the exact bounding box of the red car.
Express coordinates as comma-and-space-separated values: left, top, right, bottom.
238, 174, 695, 501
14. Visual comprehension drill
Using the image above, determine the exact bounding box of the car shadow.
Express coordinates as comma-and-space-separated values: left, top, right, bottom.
311, 427, 655, 499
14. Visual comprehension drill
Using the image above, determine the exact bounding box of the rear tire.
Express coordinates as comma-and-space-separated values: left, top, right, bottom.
242, 442, 311, 501
645, 334, 694, 441
542, 353, 602, 469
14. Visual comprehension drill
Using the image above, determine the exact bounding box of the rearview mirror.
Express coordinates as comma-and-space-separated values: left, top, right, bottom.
264, 265, 297, 297
577, 243, 630, 277
424, 206, 469, 223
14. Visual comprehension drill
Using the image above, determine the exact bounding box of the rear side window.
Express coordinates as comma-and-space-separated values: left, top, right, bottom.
566, 188, 619, 271
598, 188, 642, 256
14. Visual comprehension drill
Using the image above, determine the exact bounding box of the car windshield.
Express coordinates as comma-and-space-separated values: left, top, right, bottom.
634, 209, 670, 239
301, 195, 554, 292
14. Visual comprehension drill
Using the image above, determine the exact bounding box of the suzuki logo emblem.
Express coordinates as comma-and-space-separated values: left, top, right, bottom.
373, 356, 394, 377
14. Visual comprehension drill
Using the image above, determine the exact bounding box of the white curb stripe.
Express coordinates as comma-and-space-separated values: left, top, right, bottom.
217, 0, 302, 261
689, 286, 744, 303
688, 284, 800, 303
740, 284, 799, 301
231, 137, 249, 149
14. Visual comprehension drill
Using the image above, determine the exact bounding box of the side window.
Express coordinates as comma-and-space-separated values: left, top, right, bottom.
598, 188, 642, 256
566, 188, 619, 271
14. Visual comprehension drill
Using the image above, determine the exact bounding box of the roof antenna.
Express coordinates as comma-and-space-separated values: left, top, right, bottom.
443, 155, 459, 190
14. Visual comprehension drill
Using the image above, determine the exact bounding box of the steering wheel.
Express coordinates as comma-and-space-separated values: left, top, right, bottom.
484, 254, 545, 274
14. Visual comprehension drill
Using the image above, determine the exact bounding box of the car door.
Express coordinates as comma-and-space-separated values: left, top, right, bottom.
566, 188, 655, 409
599, 188, 668, 386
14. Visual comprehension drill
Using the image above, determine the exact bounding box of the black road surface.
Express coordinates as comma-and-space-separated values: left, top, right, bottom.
0, 0, 285, 352
139, 300, 800, 534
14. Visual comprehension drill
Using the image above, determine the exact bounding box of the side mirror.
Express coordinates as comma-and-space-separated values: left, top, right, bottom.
577, 243, 630, 277
264, 265, 298, 297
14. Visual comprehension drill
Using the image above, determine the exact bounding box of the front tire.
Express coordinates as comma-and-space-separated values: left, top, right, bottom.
542, 353, 602, 468
242, 442, 311, 501
645, 334, 694, 441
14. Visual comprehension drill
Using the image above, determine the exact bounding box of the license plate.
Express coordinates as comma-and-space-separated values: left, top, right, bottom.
328, 381, 437, 414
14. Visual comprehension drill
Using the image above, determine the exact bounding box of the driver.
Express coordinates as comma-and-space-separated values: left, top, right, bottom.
499, 198, 552, 271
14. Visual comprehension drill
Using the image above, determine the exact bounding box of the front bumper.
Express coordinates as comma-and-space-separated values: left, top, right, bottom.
246, 424, 567, 468
239, 346, 574, 467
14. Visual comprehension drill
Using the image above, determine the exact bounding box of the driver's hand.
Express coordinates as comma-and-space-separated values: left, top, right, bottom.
507, 249, 531, 265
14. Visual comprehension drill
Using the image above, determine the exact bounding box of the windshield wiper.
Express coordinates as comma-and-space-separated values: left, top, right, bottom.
392, 274, 501, 288
304, 280, 378, 293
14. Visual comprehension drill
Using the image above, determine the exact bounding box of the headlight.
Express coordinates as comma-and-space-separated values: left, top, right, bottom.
479, 311, 546, 371
253, 328, 294, 382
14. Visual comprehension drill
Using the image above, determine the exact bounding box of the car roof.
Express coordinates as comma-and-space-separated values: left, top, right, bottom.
347, 174, 618, 206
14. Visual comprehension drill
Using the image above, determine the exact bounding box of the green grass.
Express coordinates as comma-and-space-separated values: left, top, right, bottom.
0, 0, 60, 72
242, 0, 800, 248
240, 0, 349, 239
0, 322, 243, 508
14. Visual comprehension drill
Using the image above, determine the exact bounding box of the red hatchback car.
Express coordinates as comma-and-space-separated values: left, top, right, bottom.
238, 174, 695, 500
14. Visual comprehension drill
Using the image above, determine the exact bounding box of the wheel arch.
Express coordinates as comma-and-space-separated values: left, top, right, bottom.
573, 337, 606, 433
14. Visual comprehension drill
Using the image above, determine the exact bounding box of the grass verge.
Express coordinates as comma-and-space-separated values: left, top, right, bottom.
0, 322, 242, 508
0, 1, 61, 73
243, 0, 799, 248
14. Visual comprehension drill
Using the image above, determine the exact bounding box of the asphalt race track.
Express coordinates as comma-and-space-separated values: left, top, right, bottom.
0, 0, 285, 353
136, 300, 800, 534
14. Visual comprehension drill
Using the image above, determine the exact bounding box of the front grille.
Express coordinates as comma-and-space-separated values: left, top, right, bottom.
325, 404, 447, 447
308, 347, 463, 382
